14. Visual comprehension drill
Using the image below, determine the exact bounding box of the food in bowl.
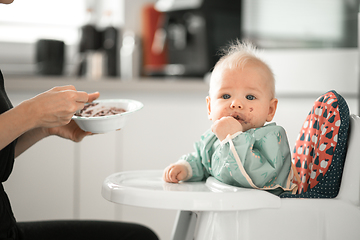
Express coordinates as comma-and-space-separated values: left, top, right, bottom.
72, 99, 143, 133
74, 102, 126, 117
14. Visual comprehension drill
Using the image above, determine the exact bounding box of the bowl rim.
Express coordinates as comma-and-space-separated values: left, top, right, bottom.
72, 99, 143, 120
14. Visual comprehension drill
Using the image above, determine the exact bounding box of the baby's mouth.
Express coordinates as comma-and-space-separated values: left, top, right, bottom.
230, 112, 245, 123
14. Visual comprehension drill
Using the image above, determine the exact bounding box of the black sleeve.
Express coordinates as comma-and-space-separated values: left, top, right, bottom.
0, 70, 17, 182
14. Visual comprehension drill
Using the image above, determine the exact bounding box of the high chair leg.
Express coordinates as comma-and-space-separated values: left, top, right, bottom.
171, 211, 198, 240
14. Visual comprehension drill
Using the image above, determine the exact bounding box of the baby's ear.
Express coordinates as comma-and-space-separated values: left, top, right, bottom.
266, 98, 278, 122
206, 96, 212, 120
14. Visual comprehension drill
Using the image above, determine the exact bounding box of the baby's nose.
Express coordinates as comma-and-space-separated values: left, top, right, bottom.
231, 100, 243, 109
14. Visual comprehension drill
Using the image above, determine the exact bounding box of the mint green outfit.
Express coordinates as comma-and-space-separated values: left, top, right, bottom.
179, 123, 292, 194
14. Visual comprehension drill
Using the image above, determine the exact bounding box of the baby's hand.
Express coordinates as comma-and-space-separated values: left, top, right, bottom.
211, 116, 243, 141
163, 164, 188, 183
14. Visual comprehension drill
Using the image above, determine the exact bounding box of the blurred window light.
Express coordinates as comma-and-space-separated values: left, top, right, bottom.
242, 0, 359, 48
0, 0, 86, 44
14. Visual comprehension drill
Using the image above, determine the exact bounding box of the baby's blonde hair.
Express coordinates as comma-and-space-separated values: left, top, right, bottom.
209, 40, 275, 98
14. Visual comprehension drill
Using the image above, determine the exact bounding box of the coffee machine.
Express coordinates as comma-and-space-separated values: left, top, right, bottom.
150, 0, 241, 77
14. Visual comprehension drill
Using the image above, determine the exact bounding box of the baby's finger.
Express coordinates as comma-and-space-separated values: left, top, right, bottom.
164, 167, 175, 183
163, 168, 169, 182
169, 168, 179, 183
176, 171, 187, 182
163, 168, 170, 181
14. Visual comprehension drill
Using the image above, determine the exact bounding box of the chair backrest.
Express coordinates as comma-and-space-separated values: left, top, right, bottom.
337, 114, 360, 204
281, 90, 350, 198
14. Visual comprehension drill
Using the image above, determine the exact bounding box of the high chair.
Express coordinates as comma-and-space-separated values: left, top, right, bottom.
102, 91, 360, 240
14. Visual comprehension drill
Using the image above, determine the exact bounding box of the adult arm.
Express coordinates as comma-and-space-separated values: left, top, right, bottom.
0, 85, 99, 157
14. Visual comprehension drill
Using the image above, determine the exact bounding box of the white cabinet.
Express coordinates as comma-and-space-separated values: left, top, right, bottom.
77, 131, 120, 220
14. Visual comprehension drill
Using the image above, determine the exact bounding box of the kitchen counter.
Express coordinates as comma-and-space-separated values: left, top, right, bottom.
5, 75, 358, 99
4, 76, 209, 94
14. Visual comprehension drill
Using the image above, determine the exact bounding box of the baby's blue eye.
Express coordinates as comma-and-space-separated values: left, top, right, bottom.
222, 94, 231, 99
246, 95, 255, 100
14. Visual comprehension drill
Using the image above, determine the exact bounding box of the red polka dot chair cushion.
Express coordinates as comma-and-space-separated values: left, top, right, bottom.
281, 90, 350, 198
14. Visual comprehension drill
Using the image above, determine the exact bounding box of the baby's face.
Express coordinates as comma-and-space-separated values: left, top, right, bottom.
206, 63, 277, 132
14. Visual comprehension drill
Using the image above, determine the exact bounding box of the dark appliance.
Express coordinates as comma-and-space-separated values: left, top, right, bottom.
77, 20, 119, 77
152, 0, 241, 77
36, 39, 65, 75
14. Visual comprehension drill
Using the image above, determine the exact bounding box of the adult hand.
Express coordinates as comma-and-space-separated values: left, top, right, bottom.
45, 90, 100, 141
87, 91, 100, 103
22, 85, 98, 129
5, 86, 100, 156
211, 116, 243, 141
47, 119, 92, 142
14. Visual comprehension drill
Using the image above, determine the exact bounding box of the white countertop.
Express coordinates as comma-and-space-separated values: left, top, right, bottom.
5, 75, 358, 99
4, 76, 209, 93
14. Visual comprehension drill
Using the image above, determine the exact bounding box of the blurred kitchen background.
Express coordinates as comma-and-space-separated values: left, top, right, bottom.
1, 0, 359, 239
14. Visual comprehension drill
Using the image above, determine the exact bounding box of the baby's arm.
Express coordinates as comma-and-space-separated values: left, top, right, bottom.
163, 163, 189, 183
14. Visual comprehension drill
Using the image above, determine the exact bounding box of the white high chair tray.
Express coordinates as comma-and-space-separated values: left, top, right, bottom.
102, 170, 281, 211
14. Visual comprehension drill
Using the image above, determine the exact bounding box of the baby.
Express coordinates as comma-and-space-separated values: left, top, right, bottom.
163, 40, 296, 195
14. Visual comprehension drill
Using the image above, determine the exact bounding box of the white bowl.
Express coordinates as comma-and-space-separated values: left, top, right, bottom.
72, 99, 143, 133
